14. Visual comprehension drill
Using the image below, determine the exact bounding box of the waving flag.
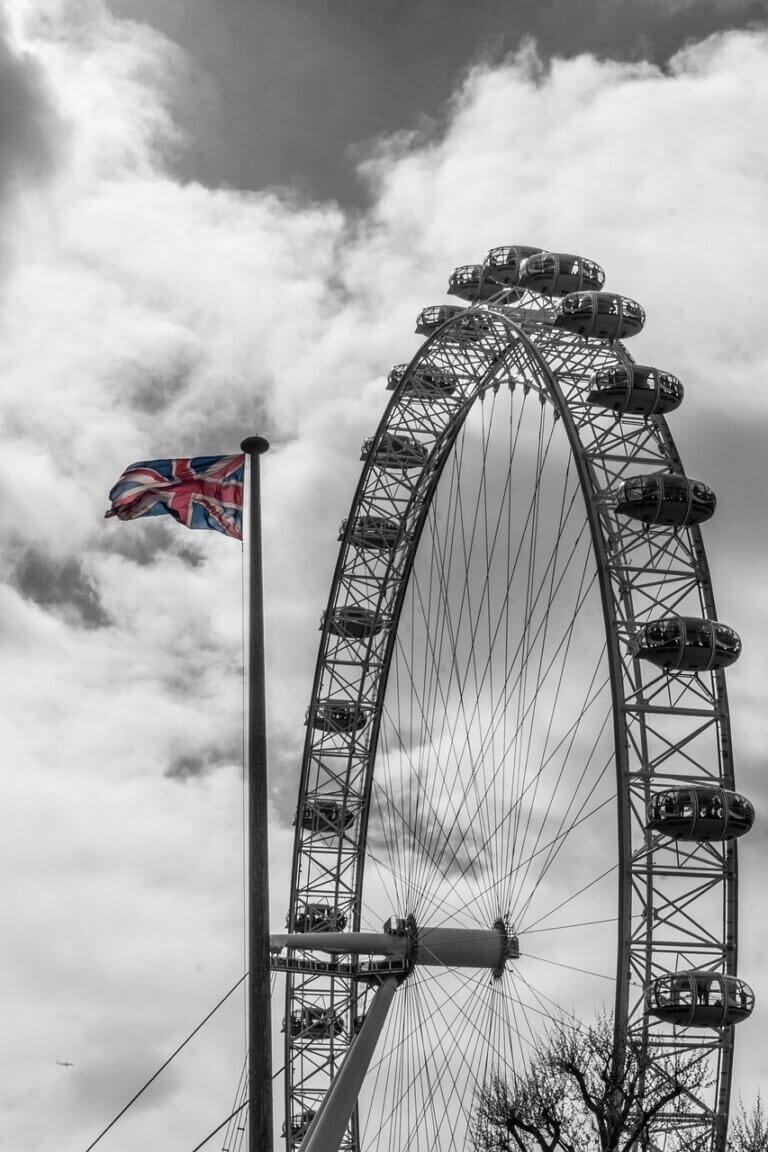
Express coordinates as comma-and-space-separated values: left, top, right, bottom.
105, 454, 245, 539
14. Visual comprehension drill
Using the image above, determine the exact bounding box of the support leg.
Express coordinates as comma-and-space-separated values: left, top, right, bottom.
302, 976, 399, 1152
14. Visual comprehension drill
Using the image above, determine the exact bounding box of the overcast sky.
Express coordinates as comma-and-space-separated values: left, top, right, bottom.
1, 1, 767, 1150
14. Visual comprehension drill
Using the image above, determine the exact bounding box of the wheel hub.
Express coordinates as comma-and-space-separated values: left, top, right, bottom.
271, 914, 519, 982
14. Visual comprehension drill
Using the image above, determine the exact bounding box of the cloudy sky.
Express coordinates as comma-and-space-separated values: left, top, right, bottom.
1, 0, 767, 1149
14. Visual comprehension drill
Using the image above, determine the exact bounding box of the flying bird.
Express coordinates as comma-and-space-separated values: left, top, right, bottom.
56, 1060, 73, 1067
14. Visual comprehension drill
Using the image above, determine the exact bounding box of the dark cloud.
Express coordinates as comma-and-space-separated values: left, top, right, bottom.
109, 0, 767, 207
165, 743, 239, 780
12, 549, 110, 628
102, 521, 205, 568
0, 14, 62, 205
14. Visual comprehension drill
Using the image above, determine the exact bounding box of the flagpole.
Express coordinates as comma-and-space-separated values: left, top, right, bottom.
240, 435, 272, 1152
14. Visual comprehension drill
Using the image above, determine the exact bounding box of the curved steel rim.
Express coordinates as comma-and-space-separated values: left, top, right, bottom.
283, 295, 737, 1152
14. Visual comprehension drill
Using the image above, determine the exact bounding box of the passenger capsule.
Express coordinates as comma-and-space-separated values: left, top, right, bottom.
290, 904, 348, 933
342, 516, 401, 550
310, 700, 369, 733
646, 971, 754, 1029
554, 291, 645, 340
387, 362, 458, 397
448, 264, 501, 302
615, 472, 716, 528
361, 433, 428, 470
632, 617, 741, 672
518, 252, 605, 297
482, 245, 543, 286
283, 1110, 317, 1144
415, 304, 466, 335
299, 798, 356, 834
415, 306, 491, 342
647, 787, 754, 841
285, 1005, 345, 1041
588, 365, 684, 417
326, 605, 384, 640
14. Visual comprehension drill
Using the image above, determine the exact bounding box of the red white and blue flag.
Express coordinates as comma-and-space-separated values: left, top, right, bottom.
105, 454, 245, 539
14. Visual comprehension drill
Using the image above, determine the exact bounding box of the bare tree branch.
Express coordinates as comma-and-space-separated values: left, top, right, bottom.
728, 1095, 768, 1152
473, 1012, 707, 1152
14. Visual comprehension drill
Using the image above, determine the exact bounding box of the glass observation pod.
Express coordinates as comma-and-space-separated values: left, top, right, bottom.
518, 251, 605, 297
482, 244, 543, 286
342, 515, 401, 550
614, 472, 717, 528
290, 904, 348, 933
415, 305, 492, 342
286, 1005, 345, 1041
326, 605, 384, 639
415, 304, 466, 335
361, 432, 429, 470
647, 786, 755, 841
284, 1109, 316, 1144
386, 362, 458, 398
632, 617, 742, 672
588, 364, 684, 417
448, 264, 503, 302
310, 699, 369, 733
554, 291, 646, 340
646, 972, 754, 1029
298, 798, 356, 834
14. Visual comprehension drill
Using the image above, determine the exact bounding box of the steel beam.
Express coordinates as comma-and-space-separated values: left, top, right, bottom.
301, 976, 400, 1152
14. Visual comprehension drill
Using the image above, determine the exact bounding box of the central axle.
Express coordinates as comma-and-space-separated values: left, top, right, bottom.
270, 915, 519, 978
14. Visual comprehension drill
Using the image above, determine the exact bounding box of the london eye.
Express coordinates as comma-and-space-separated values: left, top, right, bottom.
271, 246, 755, 1152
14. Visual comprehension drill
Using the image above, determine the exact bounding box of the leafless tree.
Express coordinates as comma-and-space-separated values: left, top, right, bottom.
472, 1012, 708, 1152
729, 1096, 768, 1151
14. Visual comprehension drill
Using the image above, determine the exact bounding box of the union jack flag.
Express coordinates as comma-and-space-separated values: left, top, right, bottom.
105, 454, 245, 539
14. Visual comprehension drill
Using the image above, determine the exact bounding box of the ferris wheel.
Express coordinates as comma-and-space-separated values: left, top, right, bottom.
271, 247, 755, 1152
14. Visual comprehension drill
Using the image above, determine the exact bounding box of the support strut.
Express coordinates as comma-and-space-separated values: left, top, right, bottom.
301, 976, 400, 1152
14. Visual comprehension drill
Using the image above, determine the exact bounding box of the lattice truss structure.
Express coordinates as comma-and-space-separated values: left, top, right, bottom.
278, 277, 748, 1152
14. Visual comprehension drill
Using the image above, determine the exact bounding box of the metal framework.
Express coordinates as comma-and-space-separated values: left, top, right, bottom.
277, 278, 743, 1152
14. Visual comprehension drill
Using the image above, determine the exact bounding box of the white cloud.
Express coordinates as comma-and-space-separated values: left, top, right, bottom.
1, 2, 767, 1146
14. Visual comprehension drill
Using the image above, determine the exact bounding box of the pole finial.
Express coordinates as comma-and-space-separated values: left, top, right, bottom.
240, 435, 270, 455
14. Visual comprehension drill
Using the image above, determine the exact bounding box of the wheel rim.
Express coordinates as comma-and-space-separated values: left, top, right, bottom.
282, 292, 737, 1152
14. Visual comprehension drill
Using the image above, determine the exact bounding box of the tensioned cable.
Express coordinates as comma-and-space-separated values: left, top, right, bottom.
221, 1057, 247, 1152
519, 951, 617, 984
81, 973, 247, 1152
407, 418, 495, 906
416, 404, 557, 807
388, 417, 583, 920
397, 596, 608, 926
508, 690, 612, 923
428, 791, 615, 929
378, 383, 608, 934
393, 976, 477, 1149
397, 410, 501, 883
187, 1103, 248, 1152
415, 976, 497, 1146
523, 913, 627, 935
521, 861, 620, 934
362, 970, 487, 1149
412, 531, 597, 905
447, 389, 504, 870
373, 970, 496, 1149
503, 457, 589, 896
